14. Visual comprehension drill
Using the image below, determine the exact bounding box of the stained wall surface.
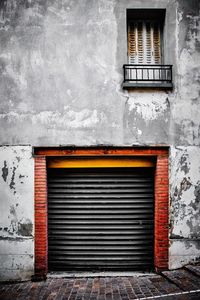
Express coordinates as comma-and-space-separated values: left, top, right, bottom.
0, 146, 34, 281
0, 0, 199, 280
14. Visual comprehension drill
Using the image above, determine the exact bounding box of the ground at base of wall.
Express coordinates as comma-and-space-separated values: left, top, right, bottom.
1, 265, 200, 299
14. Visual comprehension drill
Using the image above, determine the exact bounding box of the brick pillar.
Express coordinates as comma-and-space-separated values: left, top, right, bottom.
33, 156, 48, 280
154, 155, 169, 271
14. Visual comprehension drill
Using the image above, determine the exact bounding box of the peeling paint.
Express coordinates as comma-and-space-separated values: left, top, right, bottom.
0, 109, 108, 129
1, 160, 8, 182
19, 174, 25, 178
0, 236, 31, 242
128, 96, 169, 122
17, 219, 33, 237
170, 147, 200, 243
0, 146, 34, 281
124, 94, 170, 144
180, 153, 190, 174
194, 183, 200, 203
169, 239, 200, 269
9, 166, 16, 190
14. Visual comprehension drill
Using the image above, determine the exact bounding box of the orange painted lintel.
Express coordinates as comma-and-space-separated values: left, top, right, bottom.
48, 157, 155, 168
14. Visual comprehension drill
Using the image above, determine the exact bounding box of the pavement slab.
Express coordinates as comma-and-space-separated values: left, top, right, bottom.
162, 269, 200, 291
148, 275, 181, 294
0, 266, 200, 300
184, 265, 200, 277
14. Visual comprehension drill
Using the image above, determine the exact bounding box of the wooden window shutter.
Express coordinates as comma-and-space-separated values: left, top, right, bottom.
153, 23, 161, 64
128, 22, 137, 64
128, 21, 161, 64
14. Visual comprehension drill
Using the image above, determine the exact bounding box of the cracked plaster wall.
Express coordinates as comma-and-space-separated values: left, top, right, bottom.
0, 146, 34, 281
169, 146, 200, 269
0, 0, 199, 278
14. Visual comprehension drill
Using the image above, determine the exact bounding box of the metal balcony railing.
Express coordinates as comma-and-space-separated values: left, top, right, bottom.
122, 64, 173, 88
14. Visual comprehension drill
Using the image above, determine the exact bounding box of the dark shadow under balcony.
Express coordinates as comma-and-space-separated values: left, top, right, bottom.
122, 64, 173, 89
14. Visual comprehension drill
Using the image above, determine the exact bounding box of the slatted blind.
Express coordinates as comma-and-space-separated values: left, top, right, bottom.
128, 21, 161, 64
48, 168, 154, 271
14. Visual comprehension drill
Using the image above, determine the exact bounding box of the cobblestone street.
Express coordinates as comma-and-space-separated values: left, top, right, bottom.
1, 265, 200, 300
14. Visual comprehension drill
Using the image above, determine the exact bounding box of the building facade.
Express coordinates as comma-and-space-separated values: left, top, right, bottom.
0, 0, 200, 281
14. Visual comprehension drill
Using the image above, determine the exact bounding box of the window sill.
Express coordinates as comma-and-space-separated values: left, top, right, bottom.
122, 82, 173, 89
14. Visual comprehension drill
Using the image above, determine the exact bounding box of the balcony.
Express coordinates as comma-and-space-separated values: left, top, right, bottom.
122, 64, 173, 89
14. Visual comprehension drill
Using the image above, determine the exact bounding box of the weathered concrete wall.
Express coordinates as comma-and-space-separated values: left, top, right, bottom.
0, 146, 34, 281
168, 0, 200, 269
0, 0, 122, 145
0, 0, 199, 147
172, 0, 200, 147
0, 0, 199, 279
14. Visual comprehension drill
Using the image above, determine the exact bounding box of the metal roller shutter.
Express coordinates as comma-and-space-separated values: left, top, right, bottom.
48, 168, 154, 271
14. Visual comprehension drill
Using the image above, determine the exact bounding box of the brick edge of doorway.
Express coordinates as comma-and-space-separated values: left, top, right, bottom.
33, 147, 169, 279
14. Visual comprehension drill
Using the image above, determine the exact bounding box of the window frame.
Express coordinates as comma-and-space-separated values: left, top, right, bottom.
122, 9, 173, 89
126, 9, 166, 64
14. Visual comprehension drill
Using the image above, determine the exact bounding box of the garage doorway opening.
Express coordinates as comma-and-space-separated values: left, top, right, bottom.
34, 147, 169, 278
47, 166, 154, 272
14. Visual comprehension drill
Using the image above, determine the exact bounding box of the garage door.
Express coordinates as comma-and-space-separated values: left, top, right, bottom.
48, 167, 154, 271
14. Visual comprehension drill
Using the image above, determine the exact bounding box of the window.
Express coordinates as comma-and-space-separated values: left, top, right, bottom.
123, 9, 173, 89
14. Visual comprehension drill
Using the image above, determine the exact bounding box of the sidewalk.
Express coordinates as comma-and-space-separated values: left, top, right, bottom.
1, 265, 200, 300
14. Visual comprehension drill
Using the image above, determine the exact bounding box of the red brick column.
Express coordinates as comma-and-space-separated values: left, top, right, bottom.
154, 155, 169, 271
34, 156, 48, 279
